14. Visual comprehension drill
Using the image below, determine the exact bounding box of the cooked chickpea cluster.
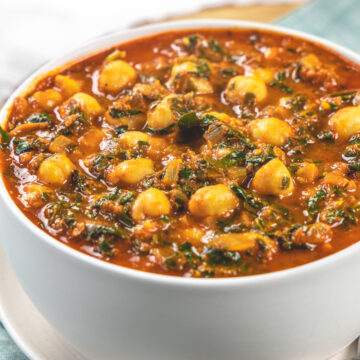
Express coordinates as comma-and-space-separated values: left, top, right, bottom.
3, 29, 360, 278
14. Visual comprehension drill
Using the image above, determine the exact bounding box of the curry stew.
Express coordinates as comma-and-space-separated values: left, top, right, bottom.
2, 29, 360, 277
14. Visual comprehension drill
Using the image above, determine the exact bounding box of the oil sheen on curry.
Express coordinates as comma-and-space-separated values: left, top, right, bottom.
2, 28, 360, 278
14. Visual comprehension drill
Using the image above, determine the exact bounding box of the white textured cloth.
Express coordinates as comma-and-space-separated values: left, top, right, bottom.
0, 0, 298, 103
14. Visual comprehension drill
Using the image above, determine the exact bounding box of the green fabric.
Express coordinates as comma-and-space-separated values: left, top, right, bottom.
1, 0, 360, 358
0, 323, 27, 359
276, 0, 360, 52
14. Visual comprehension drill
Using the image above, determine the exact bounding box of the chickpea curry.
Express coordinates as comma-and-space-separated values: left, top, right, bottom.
2, 28, 360, 278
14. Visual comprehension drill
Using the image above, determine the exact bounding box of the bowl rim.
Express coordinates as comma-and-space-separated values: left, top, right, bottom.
1, 18, 360, 287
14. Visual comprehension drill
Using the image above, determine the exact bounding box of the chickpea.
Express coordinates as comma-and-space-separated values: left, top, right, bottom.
133, 81, 169, 100
171, 61, 197, 79
329, 106, 360, 141
301, 54, 321, 71
211, 231, 277, 257
170, 61, 213, 94
210, 232, 263, 252
189, 184, 239, 217
296, 163, 319, 184
189, 77, 213, 94
224, 75, 267, 104
252, 68, 274, 84
79, 128, 104, 153
248, 117, 293, 146
54, 75, 81, 98
131, 188, 171, 222
49, 135, 74, 154
178, 227, 205, 246
106, 158, 154, 185
147, 95, 177, 130
252, 158, 294, 196
119, 131, 150, 148
71, 92, 103, 117
31, 89, 62, 111
98, 60, 137, 94
38, 154, 76, 186
105, 108, 146, 130
321, 170, 355, 190
22, 183, 53, 208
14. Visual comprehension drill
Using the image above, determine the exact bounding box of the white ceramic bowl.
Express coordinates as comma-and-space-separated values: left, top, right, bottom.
1, 19, 360, 360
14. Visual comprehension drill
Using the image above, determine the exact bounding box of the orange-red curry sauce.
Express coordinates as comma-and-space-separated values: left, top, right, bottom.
2, 29, 360, 277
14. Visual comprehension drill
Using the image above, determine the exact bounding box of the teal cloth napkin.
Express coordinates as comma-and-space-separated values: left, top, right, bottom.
277, 0, 360, 52
1, 0, 360, 358
0, 323, 27, 359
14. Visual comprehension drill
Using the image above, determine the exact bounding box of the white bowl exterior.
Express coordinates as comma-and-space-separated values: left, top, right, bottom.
1, 19, 360, 360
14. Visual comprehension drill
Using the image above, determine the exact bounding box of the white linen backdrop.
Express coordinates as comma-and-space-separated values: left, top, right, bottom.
0, 0, 299, 103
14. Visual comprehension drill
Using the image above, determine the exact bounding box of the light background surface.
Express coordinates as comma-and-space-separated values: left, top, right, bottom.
0, 0, 299, 102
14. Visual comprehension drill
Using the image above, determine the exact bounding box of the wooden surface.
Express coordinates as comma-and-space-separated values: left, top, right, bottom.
167, 2, 304, 23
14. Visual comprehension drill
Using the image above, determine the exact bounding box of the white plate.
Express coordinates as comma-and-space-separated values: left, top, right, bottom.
0, 244, 86, 360
0, 241, 357, 360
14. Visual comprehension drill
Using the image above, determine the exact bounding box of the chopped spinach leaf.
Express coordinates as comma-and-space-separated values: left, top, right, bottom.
92, 155, 115, 172
206, 247, 241, 267
196, 60, 211, 78
209, 39, 223, 54
270, 71, 293, 94
145, 123, 176, 135
281, 176, 290, 190
0, 127, 10, 144
86, 224, 127, 239
119, 192, 135, 205
97, 238, 115, 256
307, 188, 327, 217
179, 166, 194, 180
15, 140, 33, 154
110, 109, 142, 118
317, 130, 335, 142
209, 149, 245, 168
330, 90, 357, 98
221, 68, 238, 77
115, 126, 128, 135
177, 112, 200, 129
27, 113, 51, 123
